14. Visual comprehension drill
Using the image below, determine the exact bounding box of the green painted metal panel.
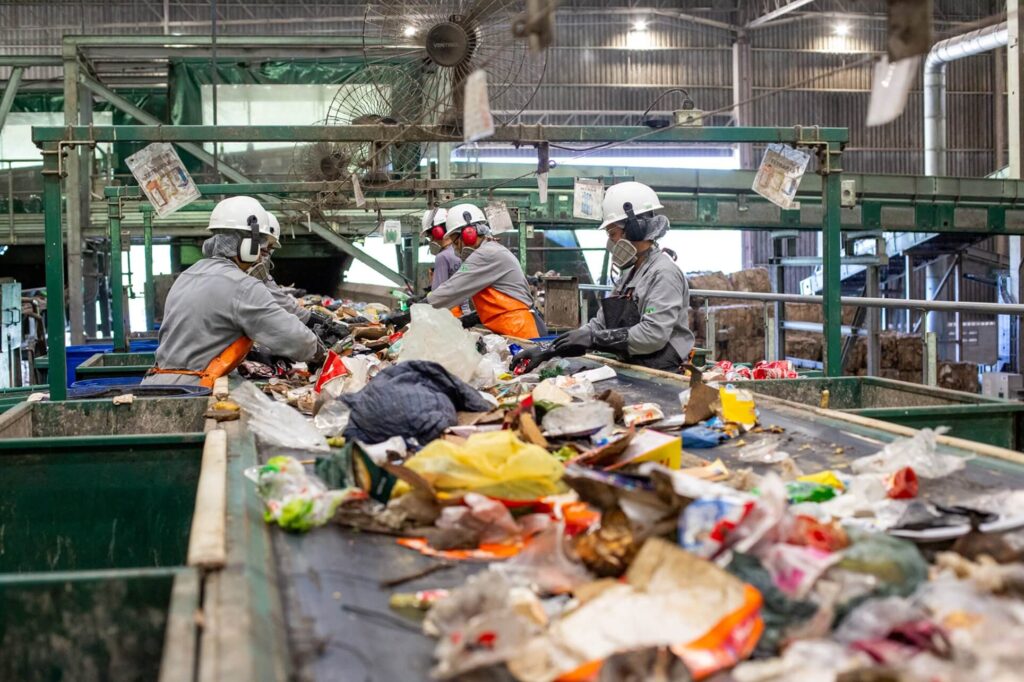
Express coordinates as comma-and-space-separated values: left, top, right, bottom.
1, 445, 200, 572
75, 351, 156, 379
739, 377, 1024, 450
0, 567, 189, 682
0, 396, 207, 440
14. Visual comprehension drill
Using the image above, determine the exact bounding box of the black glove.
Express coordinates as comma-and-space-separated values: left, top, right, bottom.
591, 327, 631, 355
307, 310, 350, 345
511, 346, 553, 374
460, 311, 481, 329
550, 327, 593, 357
308, 340, 327, 372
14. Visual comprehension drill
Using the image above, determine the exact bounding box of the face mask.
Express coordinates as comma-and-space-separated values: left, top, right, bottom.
248, 257, 272, 282
428, 241, 442, 256
460, 246, 477, 260
607, 238, 638, 269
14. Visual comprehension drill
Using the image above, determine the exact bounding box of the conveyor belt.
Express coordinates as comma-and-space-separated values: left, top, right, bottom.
267, 359, 1024, 682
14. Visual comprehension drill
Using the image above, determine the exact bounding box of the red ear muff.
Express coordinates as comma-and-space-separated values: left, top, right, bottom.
431, 225, 446, 241
461, 226, 479, 247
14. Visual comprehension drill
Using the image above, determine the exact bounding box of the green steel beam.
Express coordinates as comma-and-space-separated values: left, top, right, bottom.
0, 67, 24, 133
0, 56, 63, 67
65, 34, 398, 48
32, 124, 850, 145
823, 173, 844, 377
143, 210, 155, 331
109, 197, 127, 352
41, 144, 67, 400
80, 83, 407, 285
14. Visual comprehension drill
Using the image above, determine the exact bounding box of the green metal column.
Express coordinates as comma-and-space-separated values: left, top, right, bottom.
109, 197, 127, 352
518, 221, 528, 272
822, 167, 844, 377
41, 143, 67, 400
143, 209, 155, 330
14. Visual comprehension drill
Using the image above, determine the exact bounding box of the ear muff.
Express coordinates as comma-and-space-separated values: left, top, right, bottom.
621, 202, 649, 242
431, 225, 446, 241
238, 214, 261, 264
461, 225, 479, 247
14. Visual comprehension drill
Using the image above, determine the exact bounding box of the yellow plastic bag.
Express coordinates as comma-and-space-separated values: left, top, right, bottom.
396, 430, 567, 500
797, 470, 846, 491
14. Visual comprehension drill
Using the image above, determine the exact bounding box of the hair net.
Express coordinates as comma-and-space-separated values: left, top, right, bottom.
641, 214, 670, 242
201, 231, 267, 259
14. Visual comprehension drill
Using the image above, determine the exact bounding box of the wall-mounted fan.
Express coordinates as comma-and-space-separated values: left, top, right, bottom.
362, 0, 547, 128
292, 64, 427, 193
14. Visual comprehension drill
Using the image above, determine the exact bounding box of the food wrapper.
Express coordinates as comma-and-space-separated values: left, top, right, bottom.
622, 402, 665, 428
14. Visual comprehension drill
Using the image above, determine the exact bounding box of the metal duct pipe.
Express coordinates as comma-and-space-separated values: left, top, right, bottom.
924, 23, 1008, 176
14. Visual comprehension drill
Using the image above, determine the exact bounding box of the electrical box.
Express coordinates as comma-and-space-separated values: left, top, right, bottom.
981, 372, 1023, 401
674, 109, 705, 127
841, 180, 857, 207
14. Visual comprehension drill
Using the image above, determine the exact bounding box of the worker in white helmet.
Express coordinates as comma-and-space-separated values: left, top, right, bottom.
420, 207, 470, 317
513, 181, 693, 373
424, 203, 545, 338
144, 196, 323, 387
251, 212, 349, 344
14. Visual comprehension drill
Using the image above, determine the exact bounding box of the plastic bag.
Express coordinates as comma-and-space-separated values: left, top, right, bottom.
495, 521, 592, 594
398, 304, 481, 383
313, 398, 351, 437
396, 430, 566, 500
837, 531, 928, 598
470, 352, 506, 389
232, 381, 329, 453
246, 455, 364, 531
541, 401, 614, 437
437, 492, 523, 544
851, 427, 966, 479
480, 334, 511, 360
833, 596, 926, 644
762, 544, 842, 599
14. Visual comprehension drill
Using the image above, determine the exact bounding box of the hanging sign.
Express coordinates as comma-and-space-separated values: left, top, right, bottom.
752, 144, 811, 210
573, 178, 604, 220
382, 219, 402, 245
463, 69, 495, 143
485, 201, 514, 234
352, 173, 366, 208
866, 55, 920, 127
125, 143, 200, 217
537, 171, 549, 204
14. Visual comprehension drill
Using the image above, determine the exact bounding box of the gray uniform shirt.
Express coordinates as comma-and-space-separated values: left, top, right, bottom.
426, 240, 535, 311
585, 245, 695, 359
266, 275, 311, 323
431, 245, 461, 291
144, 257, 319, 386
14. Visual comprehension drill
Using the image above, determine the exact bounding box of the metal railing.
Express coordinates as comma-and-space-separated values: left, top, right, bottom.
577, 283, 1023, 385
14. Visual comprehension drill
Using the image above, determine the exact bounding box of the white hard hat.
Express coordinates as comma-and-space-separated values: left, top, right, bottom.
420, 207, 449, 236
444, 203, 487, 240
599, 181, 664, 231
266, 212, 281, 247
208, 196, 271, 236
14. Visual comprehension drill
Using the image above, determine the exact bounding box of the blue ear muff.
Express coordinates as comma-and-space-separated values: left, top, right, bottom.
622, 202, 649, 242
238, 214, 261, 263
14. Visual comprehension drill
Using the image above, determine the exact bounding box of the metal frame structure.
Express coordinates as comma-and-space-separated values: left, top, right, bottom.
34, 123, 849, 398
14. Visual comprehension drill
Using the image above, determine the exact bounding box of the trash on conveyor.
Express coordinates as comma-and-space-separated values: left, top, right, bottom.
218, 286, 1024, 681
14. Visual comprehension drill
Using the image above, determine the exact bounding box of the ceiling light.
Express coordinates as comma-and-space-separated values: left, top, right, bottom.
833, 22, 850, 37
632, 19, 648, 31
403, 25, 417, 37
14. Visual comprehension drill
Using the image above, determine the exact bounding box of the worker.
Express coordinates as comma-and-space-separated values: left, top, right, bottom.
144, 196, 323, 387
513, 181, 694, 373
421, 207, 469, 317
424, 203, 545, 338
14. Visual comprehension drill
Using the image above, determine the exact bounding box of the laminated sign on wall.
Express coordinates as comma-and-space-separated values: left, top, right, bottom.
125, 142, 200, 217
752, 143, 811, 210
382, 219, 402, 246
484, 201, 514, 234
573, 179, 604, 220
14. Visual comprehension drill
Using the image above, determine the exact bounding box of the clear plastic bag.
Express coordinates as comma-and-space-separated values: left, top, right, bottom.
851, 427, 966, 478
541, 401, 614, 437
481, 334, 511, 360
232, 381, 328, 452
470, 352, 506, 389
313, 398, 351, 437
398, 304, 481, 383
833, 596, 925, 644
496, 521, 593, 594
245, 455, 362, 531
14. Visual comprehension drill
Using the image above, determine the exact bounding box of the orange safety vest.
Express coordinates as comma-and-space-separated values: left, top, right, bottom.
147, 336, 254, 388
472, 287, 539, 339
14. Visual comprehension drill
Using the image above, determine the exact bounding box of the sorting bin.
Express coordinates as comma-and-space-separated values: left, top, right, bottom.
75, 351, 156, 382
736, 376, 1024, 450
34, 340, 159, 387
0, 395, 208, 681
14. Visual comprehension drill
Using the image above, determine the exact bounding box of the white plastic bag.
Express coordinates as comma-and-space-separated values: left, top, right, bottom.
851, 427, 966, 478
232, 381, 329, 452
398, 304, 481, 383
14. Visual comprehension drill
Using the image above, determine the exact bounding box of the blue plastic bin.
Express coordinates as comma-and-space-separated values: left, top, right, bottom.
68, 377, 209, 400
63, 340, 159, 387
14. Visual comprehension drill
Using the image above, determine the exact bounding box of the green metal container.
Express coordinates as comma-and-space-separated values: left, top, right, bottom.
0, 385, 47, 415
737, 376, 1024, 450
75, 351, 157, 380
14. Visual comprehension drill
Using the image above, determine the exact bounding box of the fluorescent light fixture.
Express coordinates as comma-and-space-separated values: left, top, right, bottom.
403, 25, 417, 37
632, 19, 648, 31
833, 22, 850, 37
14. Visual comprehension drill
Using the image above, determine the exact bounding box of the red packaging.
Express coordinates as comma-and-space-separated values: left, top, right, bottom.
788, 515, 849, 552
313, 350, 349, 393
886, 467, 918, 499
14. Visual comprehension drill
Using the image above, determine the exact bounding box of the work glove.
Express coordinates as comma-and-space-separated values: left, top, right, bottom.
591, 327, 631, 355
307, 310, 350, 345
550, 327, 593, 357
383, 309, 412, 329
459, 311, 481, 329
309, 340, 327, 372
510, 346, 553, 375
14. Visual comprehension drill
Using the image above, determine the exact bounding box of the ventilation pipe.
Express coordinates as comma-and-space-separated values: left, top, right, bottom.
924, 23, 1007, 176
